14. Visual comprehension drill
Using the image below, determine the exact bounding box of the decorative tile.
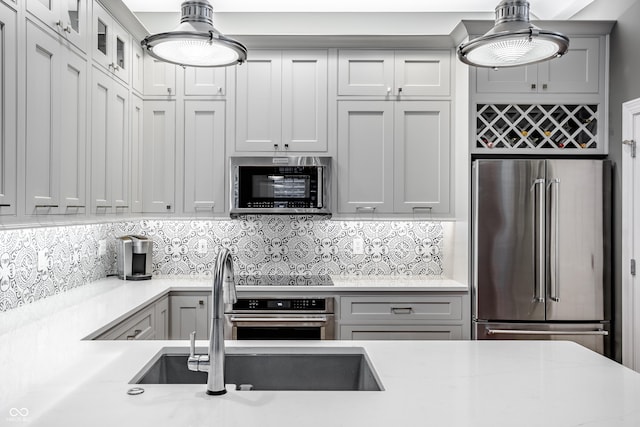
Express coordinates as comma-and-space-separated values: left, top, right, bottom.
0, 216, 446, 312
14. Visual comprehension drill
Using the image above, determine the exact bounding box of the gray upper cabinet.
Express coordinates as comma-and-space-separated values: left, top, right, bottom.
26, 0, 88, 52
130, 95, 144, 213
143, 56, 176, 96
337, 100, 451, 216
393, 101, 451, 214
131, 40, 144, 95
235, 50, 328, 152
184, 67, 226, 96
0, 3, 16, 215
337, 101, 394, 214
91, 67, 130, 213
475, 37, 601, 94
142, 100, 175, 213
93, 1, 129, 84
25, 21, 87, 215
338, 50, 451, 97
183, 100, 226, 214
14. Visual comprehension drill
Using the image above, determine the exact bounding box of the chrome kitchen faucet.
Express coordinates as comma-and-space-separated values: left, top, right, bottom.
187, 248, 237, 395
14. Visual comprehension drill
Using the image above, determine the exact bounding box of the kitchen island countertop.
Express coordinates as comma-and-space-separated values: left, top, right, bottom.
1, 277, 640, 427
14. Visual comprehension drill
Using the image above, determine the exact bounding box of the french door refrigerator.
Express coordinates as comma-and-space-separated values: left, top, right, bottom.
472, 159, 611, 355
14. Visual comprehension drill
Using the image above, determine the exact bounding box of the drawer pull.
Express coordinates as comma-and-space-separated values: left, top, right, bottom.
126, 329, 143, 340
391, 307, 413, 315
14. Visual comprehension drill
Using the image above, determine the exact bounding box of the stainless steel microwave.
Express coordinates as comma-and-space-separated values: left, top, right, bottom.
230, 156, 331, 217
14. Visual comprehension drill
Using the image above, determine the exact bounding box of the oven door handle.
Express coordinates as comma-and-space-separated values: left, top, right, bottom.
229, 316, 328, 322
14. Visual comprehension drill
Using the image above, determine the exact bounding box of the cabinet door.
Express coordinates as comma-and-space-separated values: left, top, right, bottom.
281, 50, 328, 151
25, 22, 60, 214
235, 50, 282, 151
131, 41, 144, 94
395, 50, 450, 96
59, 48, 87, 212
92, 1, 112, 71
184, 100, 226, 214
144, 56, 176, 96
169, 295, 209, 340
61, 0, 87, 52
337, 101, 394, 214
394, 101, 451, 214
539, 37, 600, 94
475, 64, 538, 93
91, 68, 112, 211
110, 18, 129, 84
184, 67, 225, 96
110, 81, 130, 211
155, 296, 169, 340
0, 4, 16, 215
142, 101, 175, 213
26, 0, 60, 32
340, 324, 463, 340
130, 95, 143, 212
338, 50, 393, 96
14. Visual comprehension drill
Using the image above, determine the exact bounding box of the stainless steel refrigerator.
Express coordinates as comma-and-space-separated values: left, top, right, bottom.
472, 159, 611, 355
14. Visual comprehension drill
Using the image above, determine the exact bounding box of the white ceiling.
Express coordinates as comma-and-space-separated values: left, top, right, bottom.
122, 0, 595, 20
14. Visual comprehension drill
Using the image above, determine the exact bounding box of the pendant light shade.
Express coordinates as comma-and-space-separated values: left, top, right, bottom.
457, 0, 569, 68
141, 0, 247, 68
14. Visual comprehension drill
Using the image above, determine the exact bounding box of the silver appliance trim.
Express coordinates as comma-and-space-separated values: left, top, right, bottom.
486, 329, 608, 336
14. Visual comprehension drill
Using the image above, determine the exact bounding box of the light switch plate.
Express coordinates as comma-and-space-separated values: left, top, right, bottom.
196, 239, 208, 255
98, 240, 107, 257
37, 250, 48, 271
353, 237, 364, 255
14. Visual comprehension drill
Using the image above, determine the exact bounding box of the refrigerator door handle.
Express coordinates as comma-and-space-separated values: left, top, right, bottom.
486, 328, 608, 336
533, 178, 546, 303
548, 178, 561, 302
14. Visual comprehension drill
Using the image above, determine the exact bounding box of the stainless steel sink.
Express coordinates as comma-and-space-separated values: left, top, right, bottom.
131, 347, 384, 391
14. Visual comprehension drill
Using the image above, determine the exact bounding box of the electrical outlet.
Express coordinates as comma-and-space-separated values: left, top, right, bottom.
37, 250, 48, 271
196, 239, 208, 255
352, 237, 364, 255
98, 240, 107, 257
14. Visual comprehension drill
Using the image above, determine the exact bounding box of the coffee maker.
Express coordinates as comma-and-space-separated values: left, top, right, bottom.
116, 235, 153, 280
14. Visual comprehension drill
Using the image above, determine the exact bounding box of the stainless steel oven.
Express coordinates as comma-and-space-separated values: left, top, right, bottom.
224, 297, 335, 340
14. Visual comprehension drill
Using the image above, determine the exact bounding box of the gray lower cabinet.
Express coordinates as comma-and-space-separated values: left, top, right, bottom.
338, 294, 467, 340
94, 296, 167, 340
169, 294, 210, 340
98, 304, 156, 340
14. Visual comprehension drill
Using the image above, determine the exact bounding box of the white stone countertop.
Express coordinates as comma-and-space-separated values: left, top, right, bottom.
1, 277, 640, 426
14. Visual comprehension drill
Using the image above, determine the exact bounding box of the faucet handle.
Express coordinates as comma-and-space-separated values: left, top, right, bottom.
189, 331, 196, 357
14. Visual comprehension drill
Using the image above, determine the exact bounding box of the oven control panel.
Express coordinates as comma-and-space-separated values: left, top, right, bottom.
232, 298, 327, 311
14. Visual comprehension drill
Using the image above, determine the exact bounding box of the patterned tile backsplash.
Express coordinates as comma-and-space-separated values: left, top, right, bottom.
0, 217, 445, 312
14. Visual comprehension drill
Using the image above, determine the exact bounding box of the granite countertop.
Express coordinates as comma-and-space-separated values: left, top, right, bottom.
2, 277, 640, 426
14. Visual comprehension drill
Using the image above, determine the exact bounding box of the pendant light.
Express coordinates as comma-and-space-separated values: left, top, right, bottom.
457, 0, 569, 69
141, 0, 247, 68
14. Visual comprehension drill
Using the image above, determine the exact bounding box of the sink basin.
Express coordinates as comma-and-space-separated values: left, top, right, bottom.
131, 347, 383, 391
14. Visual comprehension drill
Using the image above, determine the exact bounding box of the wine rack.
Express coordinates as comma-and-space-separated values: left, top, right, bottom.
476, 104, 598, 150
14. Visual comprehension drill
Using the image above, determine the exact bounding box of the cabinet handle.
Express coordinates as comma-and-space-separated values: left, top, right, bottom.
126, 329, 143, 340
542, 83, 548, 90
386, 87, 391, 94
194, 203, 215, 210
35, 204, 59, 208
167, 87, 172, 94
284, 143, 289, 150
198, 300, 205, 306
63, 24, 71, 33
398, 87, 403, 94
65, 205, 85, 208
0, 204, 10, 207
274, 143, 279, 150
115, 205, 129, 209
391, 307, 413, 315
355, 206, 376, 213
531, 83, 537, 90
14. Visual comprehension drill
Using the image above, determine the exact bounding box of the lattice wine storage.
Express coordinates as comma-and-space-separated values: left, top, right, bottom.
476, 104, 598, 150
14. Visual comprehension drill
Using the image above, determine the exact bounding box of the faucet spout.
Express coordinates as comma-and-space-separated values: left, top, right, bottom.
187, 248, 236, 395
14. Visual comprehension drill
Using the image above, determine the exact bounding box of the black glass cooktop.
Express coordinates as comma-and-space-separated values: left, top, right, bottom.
234, 275, 333, 287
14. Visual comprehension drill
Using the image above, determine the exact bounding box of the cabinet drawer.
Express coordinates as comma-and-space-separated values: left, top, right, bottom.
340, 296, 462, 322
340, 324, 463, 340
99, 305, 155, 340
